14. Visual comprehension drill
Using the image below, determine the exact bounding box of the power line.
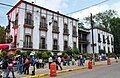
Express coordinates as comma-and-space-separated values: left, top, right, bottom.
0, 2, 62, 18
66, 0, 109, 15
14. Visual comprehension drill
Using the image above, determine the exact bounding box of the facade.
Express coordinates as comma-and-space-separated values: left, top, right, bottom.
78, 29, 89, 53
6, 0, 78, 52
87, 27, 114, 54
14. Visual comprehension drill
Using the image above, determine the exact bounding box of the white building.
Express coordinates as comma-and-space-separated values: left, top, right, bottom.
87, 27, 114, 54
6, 0, 78, 52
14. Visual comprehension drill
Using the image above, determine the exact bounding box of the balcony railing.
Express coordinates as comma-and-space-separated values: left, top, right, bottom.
24, 18, 33, 25
52, 26, 59, 33
103, 39, 106, 44
63, 28, 69, 35
53, 45, 59, 50
23, 42, 33, 48
72, 31, 77, 37
24, 18, 34, 29
39, 22, 48, 31
79, 38, 89, 44
107, 40, 110, 44
98, 38, 101, 43
39, 43, 47, 49
111, 41, 114, 45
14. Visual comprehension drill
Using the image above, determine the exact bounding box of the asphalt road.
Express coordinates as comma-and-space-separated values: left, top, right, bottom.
42, 62, 120, 78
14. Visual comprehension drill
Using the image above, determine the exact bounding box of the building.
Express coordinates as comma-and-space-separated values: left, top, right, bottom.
78, 28, 89, 53
6, 0, 78, 52
87, 27, 114, 54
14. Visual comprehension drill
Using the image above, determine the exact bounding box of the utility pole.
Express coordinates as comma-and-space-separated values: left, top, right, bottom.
90, 13, 95, 65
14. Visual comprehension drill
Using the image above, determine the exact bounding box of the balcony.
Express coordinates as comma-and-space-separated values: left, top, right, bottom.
98, 38, 101, 43
63, 28, 69, 35
72, 31, 77, 37
23, 42, 33, 48
107, 40, 110, 44
39, 43, 47, 49
53, 45, 59, 50
103, 39, 106, 44
24, 18, 34, 29
111, 41, 114, 45
52, 26, 59, 33
39, 22, 48, 31
79, 38, 89, 44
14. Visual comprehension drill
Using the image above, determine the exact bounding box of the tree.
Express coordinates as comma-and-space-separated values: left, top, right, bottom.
0, 26, 6, 44
109, 17, 120, 54
84, 9, 117, 31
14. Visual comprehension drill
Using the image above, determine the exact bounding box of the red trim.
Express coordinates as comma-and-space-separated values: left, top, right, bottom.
6, 0, 23, 15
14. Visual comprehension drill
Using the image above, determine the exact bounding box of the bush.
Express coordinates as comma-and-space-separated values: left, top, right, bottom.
100, 49, 106, 54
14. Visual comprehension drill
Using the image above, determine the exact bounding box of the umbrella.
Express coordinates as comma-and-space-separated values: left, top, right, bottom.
0, 43, 13, 49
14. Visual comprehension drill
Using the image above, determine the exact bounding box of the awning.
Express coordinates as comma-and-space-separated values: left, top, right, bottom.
0, 44, 13, 49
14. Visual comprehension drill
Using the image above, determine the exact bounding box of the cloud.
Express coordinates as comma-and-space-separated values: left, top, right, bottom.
71, 1, 120, 19
24, 0, 68, 12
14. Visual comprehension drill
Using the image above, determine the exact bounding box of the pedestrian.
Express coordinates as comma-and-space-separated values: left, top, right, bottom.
19, 55, 24, 74
48, 56, 53, 69
55, 56, 63, 70
79, 55, 84, 66
6, 58, 16, 78
39, 58, 43, 68
30, 53, 36, 75
24, 57, 30, 74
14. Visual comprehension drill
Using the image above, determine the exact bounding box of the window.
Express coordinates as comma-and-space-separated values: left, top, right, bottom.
53, 21, 58, 27
73, 26, 77, 36
40, 38, 46, 49
64, 41, 68, 50
25, 13, 32, 25
53, 39, 58, 50
108, 47, 110, 53
98, 33, 101, 42
73, 42, 76, 49
25, 35, 32, 48
103, 35, 105, 43
98, 46, 100, 53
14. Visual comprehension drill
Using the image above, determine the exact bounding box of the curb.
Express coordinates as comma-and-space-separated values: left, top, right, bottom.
22, 64, 105, 78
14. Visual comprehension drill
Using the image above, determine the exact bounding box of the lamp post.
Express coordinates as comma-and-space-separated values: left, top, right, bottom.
90, 13, 95, 65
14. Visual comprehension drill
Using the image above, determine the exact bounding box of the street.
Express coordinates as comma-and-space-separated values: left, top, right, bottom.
42, 62, 120, 78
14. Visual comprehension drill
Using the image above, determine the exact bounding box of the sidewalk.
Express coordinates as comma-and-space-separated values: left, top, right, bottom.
9, 58, 119, 78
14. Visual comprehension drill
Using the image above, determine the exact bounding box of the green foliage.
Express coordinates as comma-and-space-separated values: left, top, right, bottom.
15, 50, 21, 55
84, 9, 117, 32
42, 52, 48, 59
1, 50, 7, 57
46, 51, 52, 57
73, 48, 80, 54
62, 52, 68, 59
106, 53, 114, 58
66, 46, 72, 56
100, 49, 106, 54
8, 54, 15, 59
110, 17, 120, 54
0, 26, 6, 44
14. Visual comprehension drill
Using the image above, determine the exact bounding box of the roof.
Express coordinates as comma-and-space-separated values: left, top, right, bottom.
7, 0, 78, 21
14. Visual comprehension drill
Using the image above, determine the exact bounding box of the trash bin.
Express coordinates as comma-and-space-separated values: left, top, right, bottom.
50, 63, 57, 77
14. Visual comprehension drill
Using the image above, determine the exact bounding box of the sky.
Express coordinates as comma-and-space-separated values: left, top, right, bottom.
0, 0, 120, 27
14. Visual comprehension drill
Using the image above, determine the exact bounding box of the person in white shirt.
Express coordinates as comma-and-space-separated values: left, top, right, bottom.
48, 56, 53, 69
